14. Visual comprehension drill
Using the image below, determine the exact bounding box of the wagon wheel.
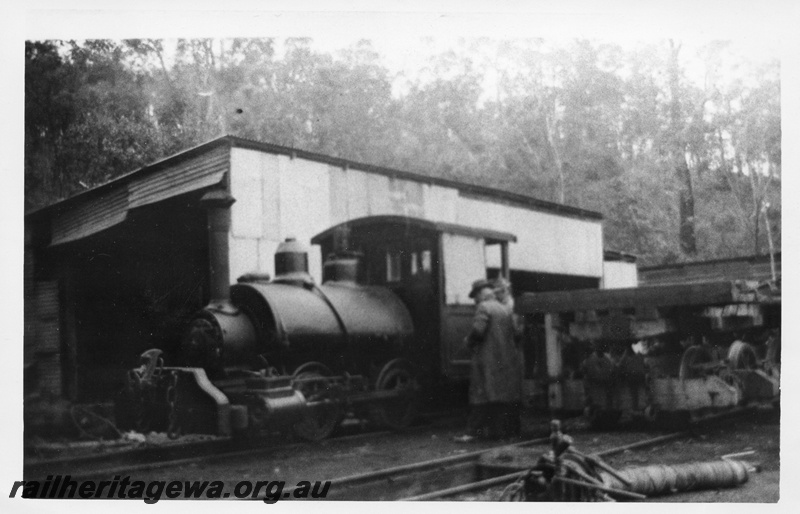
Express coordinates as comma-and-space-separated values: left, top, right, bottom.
728, 340, 758, 371
374, 359, 420, 430
292, 363, 341, 441
678, 345, 716, 380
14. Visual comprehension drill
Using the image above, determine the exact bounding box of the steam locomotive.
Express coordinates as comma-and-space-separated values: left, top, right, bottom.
116, 215, 516, 440
118, 242, 416, 440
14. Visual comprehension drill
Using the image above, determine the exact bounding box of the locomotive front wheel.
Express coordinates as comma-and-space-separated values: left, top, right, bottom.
292, 366, 341, 442
374, 359, 420, 430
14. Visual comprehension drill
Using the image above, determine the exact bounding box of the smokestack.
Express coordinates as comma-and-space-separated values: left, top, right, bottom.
200, 189, 236, 305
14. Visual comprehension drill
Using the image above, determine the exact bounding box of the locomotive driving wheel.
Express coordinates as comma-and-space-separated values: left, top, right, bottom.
373, 359, 420, 430
292, 362, 342, 442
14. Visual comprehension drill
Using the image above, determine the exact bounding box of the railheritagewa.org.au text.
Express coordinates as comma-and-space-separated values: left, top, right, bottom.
10, 475, 330, 503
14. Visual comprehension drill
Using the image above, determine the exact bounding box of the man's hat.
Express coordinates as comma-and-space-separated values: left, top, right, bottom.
469, 278, 493, 299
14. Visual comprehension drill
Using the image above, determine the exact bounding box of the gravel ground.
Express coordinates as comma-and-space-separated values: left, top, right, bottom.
461, 407, 780, 502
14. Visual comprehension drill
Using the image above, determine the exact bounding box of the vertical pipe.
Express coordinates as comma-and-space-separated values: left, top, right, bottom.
200, 189, 236, 305
501, 242, 510, 280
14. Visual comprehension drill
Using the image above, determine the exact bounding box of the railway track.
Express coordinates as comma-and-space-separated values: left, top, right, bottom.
285, 435, 553, 500
275, 406, 761, 501
23, 409, 464, 481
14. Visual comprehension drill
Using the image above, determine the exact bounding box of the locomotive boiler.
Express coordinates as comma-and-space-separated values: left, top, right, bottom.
117, 238, 420, 441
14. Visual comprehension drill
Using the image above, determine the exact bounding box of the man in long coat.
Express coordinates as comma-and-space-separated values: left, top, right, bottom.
462, 279, 521, 440
492, 278, 525, 437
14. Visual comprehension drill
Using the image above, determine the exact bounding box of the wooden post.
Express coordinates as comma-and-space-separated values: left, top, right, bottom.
545, 313, 563, 410
500, 242, 510, 280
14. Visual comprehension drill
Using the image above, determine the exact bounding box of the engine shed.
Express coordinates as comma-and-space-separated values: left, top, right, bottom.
24, 135, 606, 405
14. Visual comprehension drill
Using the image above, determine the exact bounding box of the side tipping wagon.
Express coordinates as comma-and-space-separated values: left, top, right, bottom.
516, 279, 780, 427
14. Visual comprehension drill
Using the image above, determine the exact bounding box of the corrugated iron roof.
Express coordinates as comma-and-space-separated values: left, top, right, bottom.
46, 143, 230, 246
50, 187, 128, 246
25, 137, 231, 218
128, 145, 229, 209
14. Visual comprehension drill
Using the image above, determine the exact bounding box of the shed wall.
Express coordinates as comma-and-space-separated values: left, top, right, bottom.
602, 260, 639, 289
456, 195, 603, 277
229, 148, 604, 283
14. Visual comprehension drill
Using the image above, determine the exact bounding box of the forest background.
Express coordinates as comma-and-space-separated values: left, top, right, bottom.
24, 37, 781, 266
